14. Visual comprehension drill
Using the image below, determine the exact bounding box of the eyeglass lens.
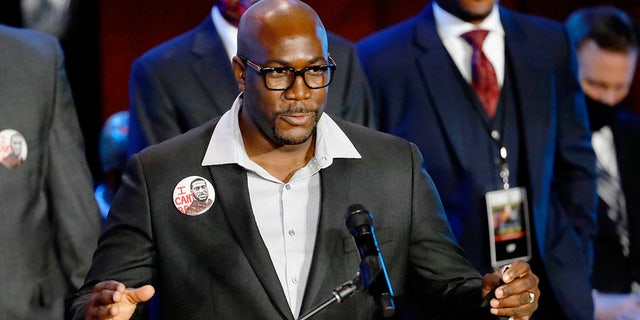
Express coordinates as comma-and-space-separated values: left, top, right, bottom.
264, 66, 332, 90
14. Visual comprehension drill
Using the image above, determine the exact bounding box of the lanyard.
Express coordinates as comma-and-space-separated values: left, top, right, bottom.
484, 104, 510, 190
494, 131, 510, 190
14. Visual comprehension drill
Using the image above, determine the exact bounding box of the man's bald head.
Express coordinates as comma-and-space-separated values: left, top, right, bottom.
237, 0, 328, 59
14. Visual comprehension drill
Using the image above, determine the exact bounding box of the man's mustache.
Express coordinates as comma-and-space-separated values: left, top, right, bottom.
276, 108, 317, 116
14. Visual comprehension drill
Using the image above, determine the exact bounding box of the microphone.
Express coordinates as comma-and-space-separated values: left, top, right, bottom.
345, 204, 395, 318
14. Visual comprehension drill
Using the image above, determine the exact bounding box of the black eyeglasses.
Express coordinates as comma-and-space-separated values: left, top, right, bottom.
239, 55, 336, 91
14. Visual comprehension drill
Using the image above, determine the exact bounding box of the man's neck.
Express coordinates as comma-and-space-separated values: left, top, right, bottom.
434, 0, 494, 25
248, 142, 315, 183
239, 113, 315, 183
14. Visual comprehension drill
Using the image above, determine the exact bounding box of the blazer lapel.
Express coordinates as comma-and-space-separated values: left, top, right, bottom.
502, 9, 551, 171
501, 7, 552, 246
300, 159, 360, 315
208, 164, 294, 320
190, 18, 239, 116
414, 4, 471, 171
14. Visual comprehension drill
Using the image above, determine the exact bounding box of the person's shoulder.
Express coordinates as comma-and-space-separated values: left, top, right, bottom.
500, 6, 564, 34
616, 109, 640, 132
0, 25, 61, 71
0, 24, 56, 42
325, 32, 357, 62
326, 32, 353, 49
359, 16, 421, 46
134, 17, 210, 65
129, 118, 218, 178
357, 8, 427, 58
0, 24, 59, 54
332, 117, 411, 148
500, 7, 568, 57
612, 110, 640, 153
331, 118, 421, 167
137, 117, 219, 162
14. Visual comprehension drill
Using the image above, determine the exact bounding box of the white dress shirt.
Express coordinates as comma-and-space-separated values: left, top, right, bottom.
592, 125, 629, 257
433, 2, 505, 87
202, 94, 361, 316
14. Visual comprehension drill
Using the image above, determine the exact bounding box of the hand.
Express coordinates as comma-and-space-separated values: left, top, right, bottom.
85, 280, 155, 320
482, 260, 540, 320
594, 291, 640, 320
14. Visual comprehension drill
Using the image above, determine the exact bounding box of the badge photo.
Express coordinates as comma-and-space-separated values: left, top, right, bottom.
0, 129, 28, 169
173, 176, 216, 216
485, 187, 532, 269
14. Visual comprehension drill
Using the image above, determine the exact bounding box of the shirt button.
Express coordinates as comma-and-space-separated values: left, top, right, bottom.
491, 130, 501, 140
291, 277, 298, 284
285, 184, 291, 190
288, 230, 295, 236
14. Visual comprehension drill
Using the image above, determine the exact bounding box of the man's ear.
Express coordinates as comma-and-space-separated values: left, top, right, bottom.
232, 56, 246, 91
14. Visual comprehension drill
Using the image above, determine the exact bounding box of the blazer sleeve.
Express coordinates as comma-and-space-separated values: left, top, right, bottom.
46, 38, 102, 297
550, 29, 598, 265
406, 142, 491, 318
69, 152, 156, 320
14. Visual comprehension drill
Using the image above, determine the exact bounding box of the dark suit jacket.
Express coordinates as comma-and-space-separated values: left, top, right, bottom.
592, 110, 640, 292
357, 4, 597, 319
71, 116, 498, 319
0, 25, 101, 319
127, 16, 374, 155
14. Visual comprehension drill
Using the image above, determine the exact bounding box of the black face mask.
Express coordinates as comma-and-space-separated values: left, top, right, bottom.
585, 95, 620, 132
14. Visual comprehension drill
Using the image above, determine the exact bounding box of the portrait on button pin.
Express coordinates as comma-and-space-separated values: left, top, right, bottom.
0, 129, 28, 169
173, 176, 215, 216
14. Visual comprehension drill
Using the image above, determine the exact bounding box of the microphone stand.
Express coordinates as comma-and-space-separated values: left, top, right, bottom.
297, 275, 360, 320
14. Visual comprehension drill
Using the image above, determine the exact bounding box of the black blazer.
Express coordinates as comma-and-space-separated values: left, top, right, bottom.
71, 116, 497, 319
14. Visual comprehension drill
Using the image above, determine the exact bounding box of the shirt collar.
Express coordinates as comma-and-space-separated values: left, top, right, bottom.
433, 2, 504, 40
202, 93, 361, 168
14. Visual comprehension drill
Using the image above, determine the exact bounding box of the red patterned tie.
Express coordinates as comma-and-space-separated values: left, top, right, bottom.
461, 29, 500, 119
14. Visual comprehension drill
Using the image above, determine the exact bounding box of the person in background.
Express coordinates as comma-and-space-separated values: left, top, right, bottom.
566, 6, 640, 319
0, 0, 103, 184
0, 24, 101, 319
95, 110, 130, 219
127, 0, 374, 156
68, 1, 540, 319
357, 0, 597, 318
